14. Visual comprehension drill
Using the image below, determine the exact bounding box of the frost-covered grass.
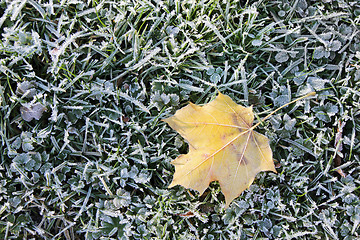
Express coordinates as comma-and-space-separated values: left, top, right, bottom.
0, 0, 360, 239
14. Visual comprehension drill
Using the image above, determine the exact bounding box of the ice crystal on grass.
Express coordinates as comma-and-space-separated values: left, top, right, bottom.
150, 91, 179, 111
275, 52, 289, 63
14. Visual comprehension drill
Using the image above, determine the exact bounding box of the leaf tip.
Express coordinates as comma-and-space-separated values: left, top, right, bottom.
161, 116, 171, 123
168, 182, 176, 188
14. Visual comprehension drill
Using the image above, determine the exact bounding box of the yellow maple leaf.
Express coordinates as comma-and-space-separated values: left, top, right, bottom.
163, 91, 315, 207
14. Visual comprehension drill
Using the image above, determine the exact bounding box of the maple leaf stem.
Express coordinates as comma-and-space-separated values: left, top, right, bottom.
251, 92, 316, 131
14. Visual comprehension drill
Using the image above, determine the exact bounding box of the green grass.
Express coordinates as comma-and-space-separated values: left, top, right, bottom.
0, 0, 360, 239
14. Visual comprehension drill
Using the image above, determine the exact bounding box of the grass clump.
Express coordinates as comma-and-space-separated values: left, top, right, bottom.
0, 0, 359, 239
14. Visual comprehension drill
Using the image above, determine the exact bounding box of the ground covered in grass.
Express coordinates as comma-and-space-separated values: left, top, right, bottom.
0, 0, 360, 239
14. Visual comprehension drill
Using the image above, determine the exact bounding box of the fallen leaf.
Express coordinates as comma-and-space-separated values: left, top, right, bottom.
336, 169, 346, 178
334, 120, 346, 178
20, 103, 47, 122
16, 81, 37, 98
176, 211, 195, 218
163, 92, 276, 207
